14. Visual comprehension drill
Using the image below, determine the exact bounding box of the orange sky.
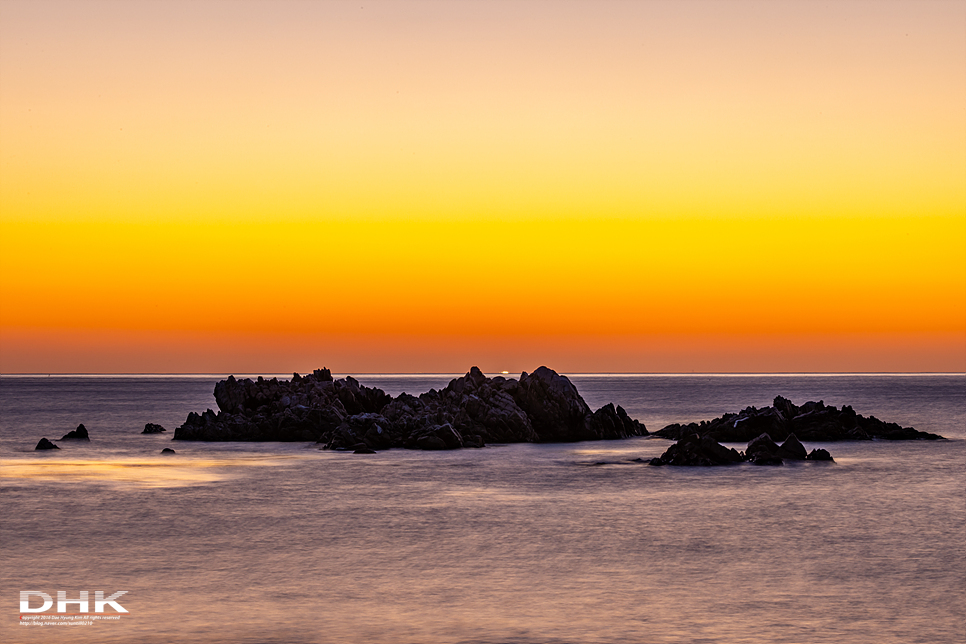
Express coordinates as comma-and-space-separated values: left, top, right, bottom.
1, 1, 964, 373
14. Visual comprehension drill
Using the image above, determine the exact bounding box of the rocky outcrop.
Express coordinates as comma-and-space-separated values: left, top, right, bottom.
175, 366, 648, 450
60, 424, 90, 440
745, 433, 780, 460
142, 423, 166, 434
655, 396, 944, 442
371, 368, 535, 449
742, 432, 809, 465
175, 369, 390, 442
649, 433, 743, 466
806, 448, 834, 462
776, 434, 807, 460
319, 366, 646, 450
35, 438, 59, 450
161, 448, 176, 454
513, 367, 592, 441
649, 431, 836, 467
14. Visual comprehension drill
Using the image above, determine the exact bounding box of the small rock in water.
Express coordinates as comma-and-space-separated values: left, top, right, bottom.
161, 448, 176, 454
806, 448, 834, 462
35, 438, 59, 450
61, 424, 90, 440
353, 447, 377, 454
649, 433, 743, 466
142, 423, 167, 434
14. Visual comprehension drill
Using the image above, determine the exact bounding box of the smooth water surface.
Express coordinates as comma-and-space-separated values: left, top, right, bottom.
1, 374, 963, 643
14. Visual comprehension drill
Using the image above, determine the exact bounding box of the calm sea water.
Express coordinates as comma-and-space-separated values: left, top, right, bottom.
1, 374, 963, 644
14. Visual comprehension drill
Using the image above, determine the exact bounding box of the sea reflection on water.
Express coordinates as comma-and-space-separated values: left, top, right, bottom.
3, 439, 963, 644
0, 455, 292, 488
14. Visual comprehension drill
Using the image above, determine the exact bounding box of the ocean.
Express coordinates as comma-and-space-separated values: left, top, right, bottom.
1, 373, 963, 644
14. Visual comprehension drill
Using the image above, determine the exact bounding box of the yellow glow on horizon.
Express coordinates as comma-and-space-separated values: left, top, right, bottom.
2, 215, 963, 338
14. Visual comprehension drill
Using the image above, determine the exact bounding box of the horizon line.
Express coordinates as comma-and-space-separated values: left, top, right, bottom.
2, 371, 964, 378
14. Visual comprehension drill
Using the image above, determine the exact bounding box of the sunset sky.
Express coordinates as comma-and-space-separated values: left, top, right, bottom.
1, 0, 964, 374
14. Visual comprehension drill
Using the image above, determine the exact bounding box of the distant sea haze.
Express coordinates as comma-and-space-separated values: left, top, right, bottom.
1, 374, 963, 643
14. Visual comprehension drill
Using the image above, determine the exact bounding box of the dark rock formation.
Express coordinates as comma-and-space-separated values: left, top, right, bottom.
776, 434, 807, 460
655, 396, 943, 442
35, 438, 59, 450
806, 448, 834, 462
745, 433, 780, 460
649, 433, 743, 466
142, 423, 166, 434
174, 366, 648, 451
326, 413, 396, 450
320, 366, 646, 450
160, 448, 176, 454
60, 424, 90, 440
175, 369, 390, 442
744, 432, 808, 464
650, 431, 834, 467
378, 368, 536, 447
514, 367, 593, 441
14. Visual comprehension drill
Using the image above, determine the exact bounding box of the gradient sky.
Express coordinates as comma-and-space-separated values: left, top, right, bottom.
1, 0, 964, 374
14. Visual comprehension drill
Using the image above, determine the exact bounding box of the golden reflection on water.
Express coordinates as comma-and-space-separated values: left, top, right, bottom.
0, 455, 293, 488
